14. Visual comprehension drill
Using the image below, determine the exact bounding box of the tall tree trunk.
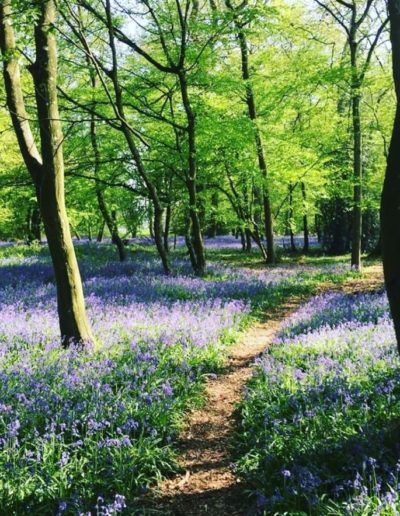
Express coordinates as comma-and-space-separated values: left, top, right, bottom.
178, 70, 206, 276
89, 70, 126, 261
245, 228, 252, 252
288, 183, 296, 252
240, 229, 246, 251
97, 220, 105, 242
99, 0, 171, 274
382, 0, 400, 351
350, 39, 362, 271
27, 204, 41, 243
301, 182, 309, 253
148, 203, 155, 239
153, 204, 170, 274
0, 0, 94, 347
351, 91, 363, 270
87, 220, 92, 242
227, 1, 275, 263
185, 216, 198, 272
164, 204, 171, 253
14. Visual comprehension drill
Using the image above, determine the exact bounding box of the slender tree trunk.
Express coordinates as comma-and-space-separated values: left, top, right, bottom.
288, 183, 296, 252
154, 204, 170, 274
251, 229, 268, 262
164, 204, 171, 253
351, 92, 363, 270
350, 39, 362, 271
100, 0, 171, 274
70, 223, 81, 241
185, 217, 198, 272
148, 203, 155, 239
27, 205, 41, 243
240, 229, 246, 251
301, 182, 309, 253
229, 8, 275, 263
31, 0, 94, 346
97, 220, 105, 242
178, 70, 206, 276
382, 0, 400, 351
245, 228, 252, 252
89, 70, 126, 261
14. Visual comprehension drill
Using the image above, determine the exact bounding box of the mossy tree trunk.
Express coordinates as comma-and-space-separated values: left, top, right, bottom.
0, 0, 94, 347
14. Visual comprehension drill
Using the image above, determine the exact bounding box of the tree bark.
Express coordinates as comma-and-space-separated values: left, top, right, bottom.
301, 182, 309, 253
27, 204, 41, 243
245, 228, 252, 252
288, 183, 296, 252
351, 51, 363, 270
178, 70, 206, 276
164, 204, 171, 253
382, 0, 400, 351
227, 1, 275, 264
94, 0, 171, 273
89, 70, 126, 261
0, 0, 94, 347
97, 220, 105, 242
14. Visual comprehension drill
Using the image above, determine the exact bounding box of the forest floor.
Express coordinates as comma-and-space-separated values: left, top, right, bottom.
154, 263, 384, 515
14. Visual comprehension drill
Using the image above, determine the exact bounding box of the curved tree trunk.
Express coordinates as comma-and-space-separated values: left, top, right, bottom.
0, 0, 94, 347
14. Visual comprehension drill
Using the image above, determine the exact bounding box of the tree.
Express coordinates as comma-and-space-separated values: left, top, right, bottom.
225, 0, 276, 263
0, 0, 94, 346
381, 0, 400, 351
314, 0, 388, 270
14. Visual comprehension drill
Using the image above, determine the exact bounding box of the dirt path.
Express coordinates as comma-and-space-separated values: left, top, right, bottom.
154, 265, 384, 516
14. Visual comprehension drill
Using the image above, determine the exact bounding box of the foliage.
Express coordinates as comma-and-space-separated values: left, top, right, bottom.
234, 288, 400, 515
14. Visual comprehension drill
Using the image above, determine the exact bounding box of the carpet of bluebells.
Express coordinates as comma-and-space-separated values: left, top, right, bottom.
234, 289, 400, 515
0, 241, 348, 515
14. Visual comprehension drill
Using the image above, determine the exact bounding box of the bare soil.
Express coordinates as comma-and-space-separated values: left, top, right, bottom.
153, 264, 384, 516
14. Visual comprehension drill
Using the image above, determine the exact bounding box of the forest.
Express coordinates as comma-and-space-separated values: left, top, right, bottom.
1, 0, 400, 514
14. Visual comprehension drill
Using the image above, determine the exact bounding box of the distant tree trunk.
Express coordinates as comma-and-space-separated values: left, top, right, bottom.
87, 221, 92, 242
27, 205, 41, 243
240, 229, 246, 251
164, 204, 171, 253
351, 80, 362, 270
97, 220, 105, 242
148, 203, 155, 239
185, 216, 198, 272
226, 0, 275, 264
153, 204, 170, 274
208, 192, 219, 237
110, 210, 126, 262
245, 228, 252, 252
315, 214, 322, 243
382, 0, 400, 351
301, 182, 309, 253
288, 183, 296, 252
101, 0, 171, 274
89, 70, 126, 261
0, 0, 95, 346
70, 223, 81, 241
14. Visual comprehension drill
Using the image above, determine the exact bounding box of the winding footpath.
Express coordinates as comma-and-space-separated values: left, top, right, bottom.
154, 265, 384, 515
